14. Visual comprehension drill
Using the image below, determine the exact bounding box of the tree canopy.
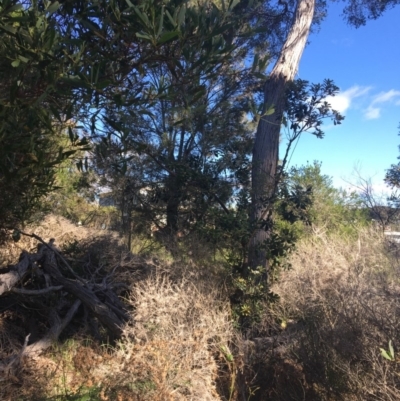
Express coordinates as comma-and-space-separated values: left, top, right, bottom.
0, 0, 398, 263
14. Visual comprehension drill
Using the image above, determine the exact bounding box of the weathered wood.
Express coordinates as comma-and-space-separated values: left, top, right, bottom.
0, 232, 127, 349
24, 300, 82, 357
40, 246, 124, 338
0, 246, 45, 296
12, 285, 63, 295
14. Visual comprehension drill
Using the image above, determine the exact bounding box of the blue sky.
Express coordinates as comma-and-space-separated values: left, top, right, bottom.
283, 2, 400, 193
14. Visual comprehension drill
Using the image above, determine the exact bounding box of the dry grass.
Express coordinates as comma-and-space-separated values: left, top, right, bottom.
111, 274, 233, 401
5, 215, 400, 400
0, 225, 234, 401
0, 214, 122, 268
10, 274, 233, 401
247, 226, 400, 401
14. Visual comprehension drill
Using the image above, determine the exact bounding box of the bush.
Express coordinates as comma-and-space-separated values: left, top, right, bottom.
245, 225, 400, 400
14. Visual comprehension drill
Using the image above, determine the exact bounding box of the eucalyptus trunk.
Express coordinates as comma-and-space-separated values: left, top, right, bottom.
249, 0, 316, 271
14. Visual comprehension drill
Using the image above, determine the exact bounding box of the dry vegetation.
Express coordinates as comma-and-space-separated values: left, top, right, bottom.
0, 216, 235, 401
1, 217, 400, 400
245, 226, 400, 401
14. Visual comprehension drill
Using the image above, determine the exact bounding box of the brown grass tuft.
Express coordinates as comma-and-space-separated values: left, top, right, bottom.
109, 274, 233, 401
247, 226, 400, 401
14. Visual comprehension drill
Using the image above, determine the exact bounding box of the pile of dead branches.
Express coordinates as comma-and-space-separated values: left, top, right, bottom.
0, 231, 129, 377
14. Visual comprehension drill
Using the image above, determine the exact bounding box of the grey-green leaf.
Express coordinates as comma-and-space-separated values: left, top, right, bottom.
158, 31, 179, 44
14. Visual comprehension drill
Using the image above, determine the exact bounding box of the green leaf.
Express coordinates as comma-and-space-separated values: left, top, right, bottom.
0, 24, 17, 34
59, 77, 90, 89
158, 30, 179, 44
229, 0, 240, 10
46, 1, 60, 14
263, 106, 275, 116
80, 19, 101, 32
4, 4, 23, 14
165, 10, 177, 28
136, 32, 153, 41
157, 6, 164, 37
380, 348, 393, 361
62, 150, 77, 158
389, 340, 395, 359
177, 5, 186, 26
18, 55, 29, 63
96, 79, 112, 90
11, 59, 20, 67
133, 5, 150, 26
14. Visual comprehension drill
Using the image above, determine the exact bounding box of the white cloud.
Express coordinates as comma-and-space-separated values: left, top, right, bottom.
364, 89, 400, 119
373, 89, 400, 104
325, 86, 371, 114
364, 106, 381, 120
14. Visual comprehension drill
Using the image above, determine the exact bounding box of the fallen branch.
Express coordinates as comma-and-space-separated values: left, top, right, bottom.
12, 285, 63, 295
17, 231, 85, 283
24, 300, 82, 357
0, 246, 45, 296
40, 246, 124, 337
0, 230, 129, 361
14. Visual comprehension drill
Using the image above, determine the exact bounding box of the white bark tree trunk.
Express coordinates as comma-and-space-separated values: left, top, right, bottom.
249, 0, 316, 271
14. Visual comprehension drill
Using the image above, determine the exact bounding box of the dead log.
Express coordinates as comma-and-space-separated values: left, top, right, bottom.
0, 300, 82, 380
0, 246, 45, 296
0, 230, 128, 373
24, 300, 82, 357
39, 246, 124, 338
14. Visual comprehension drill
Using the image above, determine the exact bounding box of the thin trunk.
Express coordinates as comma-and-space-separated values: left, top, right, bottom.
166, 175, 181, 234
249, 0, 315, 271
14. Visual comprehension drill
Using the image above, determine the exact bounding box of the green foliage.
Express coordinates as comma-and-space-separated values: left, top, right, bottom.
380, 340, 396, 362
284, 79, 344, 139
287, 161, 368, 236
343, 0, 400, 27
0, 0, 89, 231
28, 385, 103, 401
88, 0, 261, 240
43, 138, 105, 225
216, 160, 368, 328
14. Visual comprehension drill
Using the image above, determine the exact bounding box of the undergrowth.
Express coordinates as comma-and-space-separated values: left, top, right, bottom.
2, 218, 400, 400
245, 225, 400, 401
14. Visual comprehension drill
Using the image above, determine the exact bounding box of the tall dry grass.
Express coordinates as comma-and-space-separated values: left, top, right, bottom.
4, 215, 400, 401
247, 226, 400, 401
1, 267, 234, 401
111, 273, 234, 401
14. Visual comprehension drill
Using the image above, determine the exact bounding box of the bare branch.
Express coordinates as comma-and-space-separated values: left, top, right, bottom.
17, 230, 86, 284
24, 300, 82, 357
12, 286, 63, 295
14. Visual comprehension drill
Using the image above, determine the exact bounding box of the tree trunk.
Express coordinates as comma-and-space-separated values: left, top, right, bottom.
166, 175, 182, 235
249, 0, 315, 271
